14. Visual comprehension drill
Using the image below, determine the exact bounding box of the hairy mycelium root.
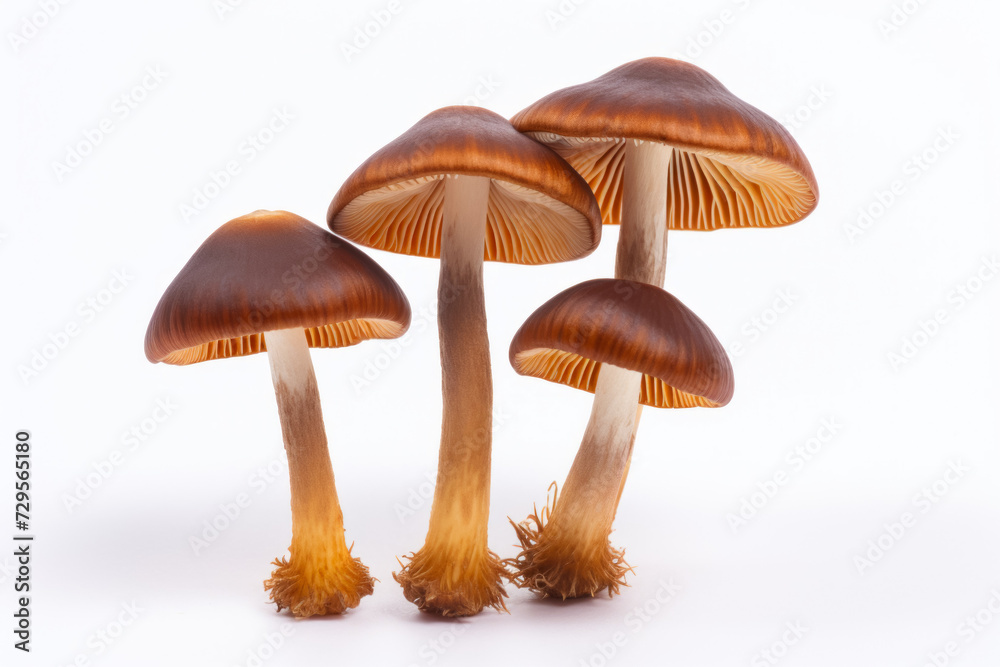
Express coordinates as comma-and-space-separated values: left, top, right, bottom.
506, 485, 633, 599
265, 543, 375, 617
394, 547, 509, 617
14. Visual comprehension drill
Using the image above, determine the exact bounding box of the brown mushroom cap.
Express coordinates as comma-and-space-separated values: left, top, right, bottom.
510, 57, 818, 231
327, 106, 602, 265
145, 210, 411, 365
509, 279, 733, 408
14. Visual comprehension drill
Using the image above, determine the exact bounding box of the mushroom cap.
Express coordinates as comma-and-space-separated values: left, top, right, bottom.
145, 210, 411, 366
509, 279, 733, 408
327, 106, 602, 265
510, 57, 818, 231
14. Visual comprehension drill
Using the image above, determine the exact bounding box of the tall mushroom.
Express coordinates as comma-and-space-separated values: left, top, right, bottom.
506, 279, 733, 598
328, 106, 602, 616
144, 210, 411, 616
507, 58, 818, 595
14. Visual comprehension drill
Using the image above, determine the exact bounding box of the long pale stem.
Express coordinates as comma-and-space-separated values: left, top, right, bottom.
431, 175, 492, 546
556, 363, 643, 541
267, 328, 341, 547
613, 404, 643, 512
263, 327, 372, 616
395, 175, 506, 616
611, 140, 672, 510
509, 363, 642, 598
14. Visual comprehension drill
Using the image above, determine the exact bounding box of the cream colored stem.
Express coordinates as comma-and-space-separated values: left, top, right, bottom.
425, 175, 493, 553
266, 327, 343, 545
608, 140, 672, 511
615, 140, 672, 285
613, 404, 643, 512
554, 363, 642, 541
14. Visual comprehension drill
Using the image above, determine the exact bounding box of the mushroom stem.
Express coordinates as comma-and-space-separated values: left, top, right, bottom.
616, 139, 672, 285
558, 363, 642, 541
613, 404, 643, 512
263, 327, 373, 616
509, 363, 641, 598
394, 175, 507, 616
606, 140, 671, 524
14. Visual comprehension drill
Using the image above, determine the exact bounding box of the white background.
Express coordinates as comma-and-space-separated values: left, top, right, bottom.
3, 1, 999, 665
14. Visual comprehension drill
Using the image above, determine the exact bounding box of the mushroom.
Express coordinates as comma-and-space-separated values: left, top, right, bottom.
506, 278, 733, 598
144, 210, 411, 616
506, 58, 817, 595
327, 106, 602, 616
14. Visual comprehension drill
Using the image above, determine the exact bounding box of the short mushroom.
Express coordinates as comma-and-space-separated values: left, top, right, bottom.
328, 106, 602, 616
506, 278, 733, 598
144, 210, 411, 617
509, 58, 817, 591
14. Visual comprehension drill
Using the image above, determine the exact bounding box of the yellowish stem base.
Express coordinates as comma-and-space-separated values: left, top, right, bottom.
505, 487, 633, 600
393, 544, 508, 617
264, 543, 374, 617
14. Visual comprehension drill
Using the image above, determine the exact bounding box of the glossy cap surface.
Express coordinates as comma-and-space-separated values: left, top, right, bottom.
145, 210, 411, 365
328, 106, 601, 265
509, 279, 734, 408
511, 57, 818, 231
